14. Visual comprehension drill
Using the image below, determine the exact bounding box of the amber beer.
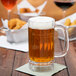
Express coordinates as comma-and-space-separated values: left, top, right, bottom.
29, 17, 69, 71
29, 17, 54, 63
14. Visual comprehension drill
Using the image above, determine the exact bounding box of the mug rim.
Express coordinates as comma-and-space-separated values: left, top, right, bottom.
28, 16, 55, 23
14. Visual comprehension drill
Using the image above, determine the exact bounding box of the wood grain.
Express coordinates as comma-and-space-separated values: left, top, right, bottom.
65, 42, 76, 76
0, 0, 76, 76
12, 51, 29, 76
0, 48, 16, 76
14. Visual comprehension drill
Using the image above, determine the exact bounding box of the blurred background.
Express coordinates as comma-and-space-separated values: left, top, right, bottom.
0, 0, 76, 22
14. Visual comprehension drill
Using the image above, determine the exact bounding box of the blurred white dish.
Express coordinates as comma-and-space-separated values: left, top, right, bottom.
56, 13, 76, 41
1, 19, 28, 43
17, 0, 47, 21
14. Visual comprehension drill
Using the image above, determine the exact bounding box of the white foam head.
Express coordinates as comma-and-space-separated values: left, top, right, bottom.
28, 16, 55, 29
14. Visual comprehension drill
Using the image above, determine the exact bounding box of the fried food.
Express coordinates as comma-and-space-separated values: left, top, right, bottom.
20, 8, 25, 13
64, 18, 71, 26
71, 20, 76, 25
20, 8, 32, 13
64, 19, 76, 26
35, 9, 39, 13
8, 18, 19, 29
20, 8, 40, 13
14, 20, 26, 30
8, 18, 26, 30
64, 19, 76, 36
73, 20, 76, 24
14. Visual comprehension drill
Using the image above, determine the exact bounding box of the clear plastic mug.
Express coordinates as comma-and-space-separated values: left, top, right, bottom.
28, 16, 69, 72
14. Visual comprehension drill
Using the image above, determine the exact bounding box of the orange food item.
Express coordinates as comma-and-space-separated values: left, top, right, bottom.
14, 20, 26, 30
71, 20, 76, 25
35, 9, 39, 13
64, 19, 76, 36
8, 18, 26, 30
20, 8, 32, 13
8, 18, 19, 29
64, 18, 71, 26
20, 8, 40, 13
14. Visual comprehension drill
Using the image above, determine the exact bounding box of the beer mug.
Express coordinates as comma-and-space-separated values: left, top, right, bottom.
28, 16, 69, 71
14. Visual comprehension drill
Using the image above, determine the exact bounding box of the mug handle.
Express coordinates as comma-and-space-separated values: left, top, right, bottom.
54, 25, 69, 57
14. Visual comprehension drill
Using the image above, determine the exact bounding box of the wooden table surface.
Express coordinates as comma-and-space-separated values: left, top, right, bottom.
0, 0, 76, 75
0, 33, 76, 76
